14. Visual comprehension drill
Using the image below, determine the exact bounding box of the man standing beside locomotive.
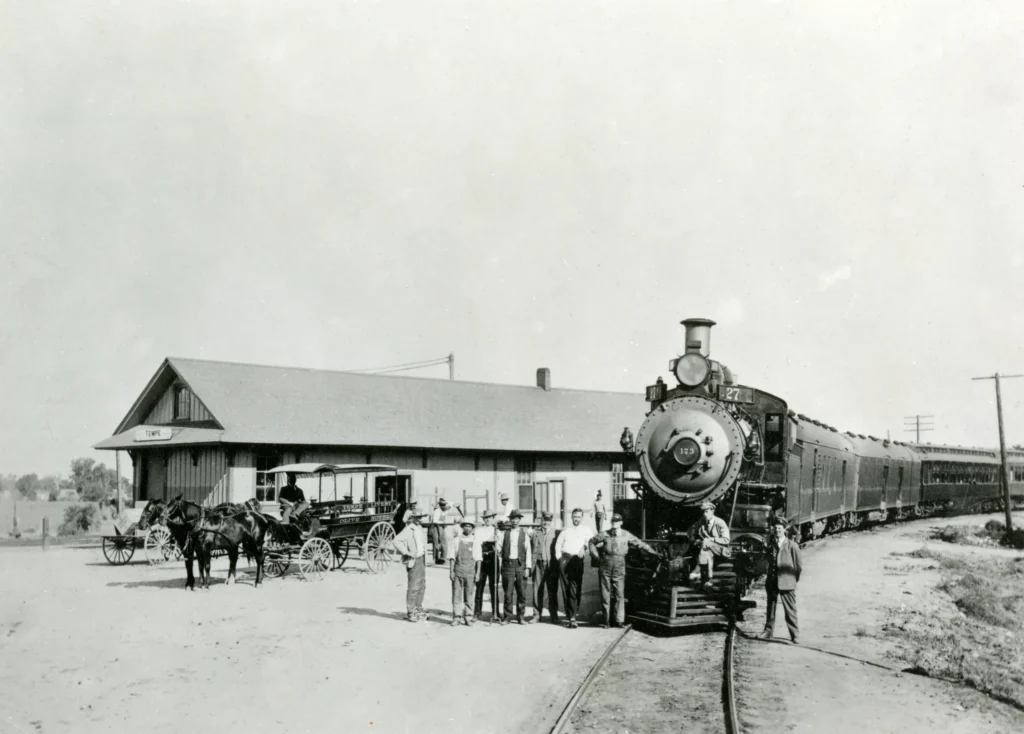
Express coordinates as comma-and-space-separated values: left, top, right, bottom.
530, 511, 560, 624
391, 511, 429, 622
473, 510, 501, 622
495, 509, 532, 624
760, 518, 802, 644
593, 490, 607, 533
448, 517, 478, 626
692, 500, 731, 588
555, 508, 594, 629
589, 513, 661, 628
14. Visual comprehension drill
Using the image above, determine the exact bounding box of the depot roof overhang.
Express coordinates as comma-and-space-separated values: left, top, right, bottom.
94, 426, 225, 451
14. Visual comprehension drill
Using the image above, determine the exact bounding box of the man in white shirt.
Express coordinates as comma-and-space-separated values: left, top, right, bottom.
496, 510, 533, 625
391, 512, 428, 622
430, 498, 449, 564
473, 510, 501, 622
554, 508, 594, 629
498, 492, 513, 522
593, 490, 607, 533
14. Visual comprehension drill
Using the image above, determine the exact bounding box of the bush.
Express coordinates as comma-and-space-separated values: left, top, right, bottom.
58, 504, 98, 536
1005, 528, 1024, 550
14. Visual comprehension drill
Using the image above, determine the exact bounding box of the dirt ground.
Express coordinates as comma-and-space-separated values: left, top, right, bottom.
734, 511, 1024, 734
0, 548, 618, 734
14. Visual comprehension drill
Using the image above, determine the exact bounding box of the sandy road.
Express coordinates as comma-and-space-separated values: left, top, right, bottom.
0, 548, 618, 734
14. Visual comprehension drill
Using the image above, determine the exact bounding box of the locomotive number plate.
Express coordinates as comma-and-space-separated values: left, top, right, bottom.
718, 385, 754, 404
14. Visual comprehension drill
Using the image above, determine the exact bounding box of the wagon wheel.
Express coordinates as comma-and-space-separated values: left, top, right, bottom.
262, 541, 291, 579
102, 536, 135, 565
298, 537, 333, 581
332, 538, 351, 570
144, 526, 179, 565
364, 522, 396, 574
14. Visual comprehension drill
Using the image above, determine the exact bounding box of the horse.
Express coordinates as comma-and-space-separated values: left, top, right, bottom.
191, 508, 272, 588
137, 496, 262, 590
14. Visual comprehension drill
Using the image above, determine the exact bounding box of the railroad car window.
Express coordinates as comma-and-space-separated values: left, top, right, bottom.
882, 465, 889, 490
898, 466, 904, 491
842, 460, 847, 488
764, 413, 784, 460
173, 386, 191, 420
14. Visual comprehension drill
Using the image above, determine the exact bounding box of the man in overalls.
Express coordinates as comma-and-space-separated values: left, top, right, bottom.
473, 510, 500, 623
589, 513, 660, 628
448, 518, 478, 626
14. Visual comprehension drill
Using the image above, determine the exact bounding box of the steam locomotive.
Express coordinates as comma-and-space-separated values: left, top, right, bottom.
621, 318, 1024, 630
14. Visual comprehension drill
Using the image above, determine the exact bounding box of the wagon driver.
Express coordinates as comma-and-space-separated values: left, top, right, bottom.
279, 472, 310, 524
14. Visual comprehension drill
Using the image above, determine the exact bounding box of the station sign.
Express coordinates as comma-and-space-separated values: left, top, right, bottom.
134, 427, 173, 443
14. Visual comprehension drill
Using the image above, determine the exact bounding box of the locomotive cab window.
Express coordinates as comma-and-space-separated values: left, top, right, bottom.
764, 413, 784, 460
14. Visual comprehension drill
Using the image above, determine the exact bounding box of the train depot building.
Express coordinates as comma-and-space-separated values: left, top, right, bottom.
95, 358, 644, 524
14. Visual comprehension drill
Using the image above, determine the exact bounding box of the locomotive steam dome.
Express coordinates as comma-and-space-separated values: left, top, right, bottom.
634, 317, 744, 504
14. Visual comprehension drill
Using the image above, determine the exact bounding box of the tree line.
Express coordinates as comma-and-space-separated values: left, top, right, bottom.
0, 458, 130, 503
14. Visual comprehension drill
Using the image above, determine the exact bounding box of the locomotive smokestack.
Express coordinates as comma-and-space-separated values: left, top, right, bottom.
681, 318, 716, 357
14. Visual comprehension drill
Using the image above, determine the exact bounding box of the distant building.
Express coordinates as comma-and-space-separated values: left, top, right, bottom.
95, 358, 644, 525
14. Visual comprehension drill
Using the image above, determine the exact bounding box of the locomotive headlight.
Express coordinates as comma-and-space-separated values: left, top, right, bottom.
674, 353, 710, 388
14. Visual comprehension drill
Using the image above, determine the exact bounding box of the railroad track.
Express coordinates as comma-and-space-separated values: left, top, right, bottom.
551, 623, 741, 734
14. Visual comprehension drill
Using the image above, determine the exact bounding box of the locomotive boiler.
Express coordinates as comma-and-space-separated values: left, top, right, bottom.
620, 317, 1024, 631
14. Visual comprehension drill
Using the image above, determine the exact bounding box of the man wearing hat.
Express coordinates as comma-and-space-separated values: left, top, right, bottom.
448, 517, 479, 626
391, 510, 429, 622
692, 500, 731, 588
401, 500, 419, 525
430, 498, 449, 564
473, 510, 501, 622
496, 509, 532, 624
760, 518, 802, 643
589, 513, 661, 628
593, 490, 607, 533
498, 492, 513, 522
530, 511, 560, 623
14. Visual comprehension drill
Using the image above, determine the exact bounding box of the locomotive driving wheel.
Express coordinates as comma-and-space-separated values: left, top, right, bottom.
364, 522, 396, 574
262, 541, 291, 579
298, 537, 332, 580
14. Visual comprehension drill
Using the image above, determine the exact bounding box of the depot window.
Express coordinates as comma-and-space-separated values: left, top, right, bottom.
515, 459, 535, 511
173, 386, 191, 420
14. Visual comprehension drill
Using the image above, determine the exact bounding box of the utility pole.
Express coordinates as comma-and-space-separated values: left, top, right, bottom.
971, 372, 1022, 534
903, 414, 934, 443
448, 352, 455, 381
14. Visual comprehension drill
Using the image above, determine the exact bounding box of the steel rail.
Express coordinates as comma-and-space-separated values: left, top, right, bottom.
549, 624, 632, 734
724, 623, 741, 734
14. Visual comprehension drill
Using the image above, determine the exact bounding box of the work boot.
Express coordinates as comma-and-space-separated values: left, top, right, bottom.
758, 629, 773, 640
517, 615, 524, 625
450, 618, 459, 627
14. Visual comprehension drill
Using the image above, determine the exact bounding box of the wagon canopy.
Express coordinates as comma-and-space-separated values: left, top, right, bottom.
265, 463, 397, 476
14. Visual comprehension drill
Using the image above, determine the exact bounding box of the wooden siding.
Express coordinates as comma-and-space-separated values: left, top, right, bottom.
163, 447, 231, 506
144, 384, 215, 425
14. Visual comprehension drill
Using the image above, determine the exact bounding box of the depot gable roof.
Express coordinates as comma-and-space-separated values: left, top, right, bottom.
99, 358, 646, 455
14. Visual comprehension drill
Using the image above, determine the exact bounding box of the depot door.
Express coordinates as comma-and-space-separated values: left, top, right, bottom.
144, 452, 166, 501
549, 480, 566, 527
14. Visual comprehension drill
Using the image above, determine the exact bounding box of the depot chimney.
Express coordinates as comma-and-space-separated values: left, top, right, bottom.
682, 318, 716, 357
536, 368, 552, 391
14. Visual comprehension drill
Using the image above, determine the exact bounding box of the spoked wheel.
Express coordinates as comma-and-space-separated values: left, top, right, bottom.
298, 537, 332, 580
102, 536, 135, 565
144, 526, 179, 565
263, 541, 291, 579
364, 522, 396, 574
332, 538, 351, 570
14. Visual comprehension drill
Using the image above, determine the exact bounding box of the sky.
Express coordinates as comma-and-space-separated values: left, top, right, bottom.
1, 0, 1022, 477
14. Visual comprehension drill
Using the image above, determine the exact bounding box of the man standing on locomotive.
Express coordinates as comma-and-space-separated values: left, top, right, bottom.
448, 517, 478, 626
760, 518, 802, 644
392, 511, 429, 622
589, 512, 661, 628
473, 510, 501, 623
692, 500, 731, 588
278, 472, 310, 524
555, 508, 594, 629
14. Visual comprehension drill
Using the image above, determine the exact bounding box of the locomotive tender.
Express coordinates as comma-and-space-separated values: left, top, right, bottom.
621, 318, 1024, 630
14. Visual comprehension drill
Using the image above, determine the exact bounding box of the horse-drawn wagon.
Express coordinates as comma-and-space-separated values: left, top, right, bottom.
261, 464, 400, 580
100, 522, 183, 566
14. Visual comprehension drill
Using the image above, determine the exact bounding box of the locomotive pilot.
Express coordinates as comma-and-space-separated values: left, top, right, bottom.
448, 518, 479, 626
589, 513, 661, 628
692, 500, 731, 588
